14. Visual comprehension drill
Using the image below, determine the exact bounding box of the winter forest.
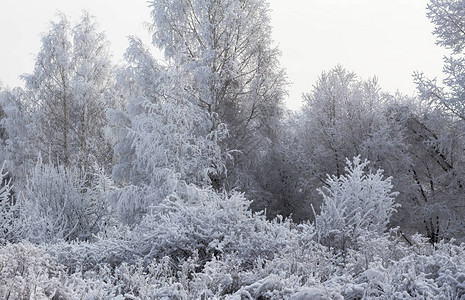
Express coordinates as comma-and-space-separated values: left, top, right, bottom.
1, 0, 465, 299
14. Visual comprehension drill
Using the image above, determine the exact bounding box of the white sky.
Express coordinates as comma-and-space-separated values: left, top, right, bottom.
0, 0, 448, 110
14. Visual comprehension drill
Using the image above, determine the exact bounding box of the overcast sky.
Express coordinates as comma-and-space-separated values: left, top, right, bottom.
0, 0, 448, 110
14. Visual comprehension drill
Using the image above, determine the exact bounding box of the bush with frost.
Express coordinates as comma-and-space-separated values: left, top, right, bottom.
315, 156, 399, 252
17, 161, 114, 243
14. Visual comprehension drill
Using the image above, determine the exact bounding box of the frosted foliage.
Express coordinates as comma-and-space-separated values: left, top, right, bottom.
20, 12, 116, 173
3, 189, 465, 298
0, 164, 17, 243
4, 2, 465, 298
428, 0, 465, 54
415, 1, 465, 121
291, 66, 421, 232
128, 187, 311, 269
0, 242, 115, 299
411, 0, 465, 242
4, 233, 465, 298
18, 161, 113, 243
116, 96, 225, 188
316, 156, 399, 245
0, 88, 41, 181
148, 0, 286, 194
150, 0, 274, 70
0, 243, 65, 299
109, 37, 228, 224
44, 186, 314, 272
118, 38, 228, 186
301, 66, 394, 178
34, 201, 465, 299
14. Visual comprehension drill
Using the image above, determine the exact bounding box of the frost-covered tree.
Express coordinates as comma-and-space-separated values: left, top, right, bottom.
294, 66, 460, 241
415, 0, 465, 124
248, 113, 310, 220
0, 88, 37, 180
415, 0, 465, 118
412, 0, 465, 242
16, 12, 116, 174
108, 37, 228, 224
301, 66, 394, 178
148, 0, 287, 197
0, 14, 118, 241
289, 66, 411, 221
315, 156, 399, 251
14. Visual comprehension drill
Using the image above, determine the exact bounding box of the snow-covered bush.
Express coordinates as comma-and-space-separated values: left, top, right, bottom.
9, 184, 464, 299
130, 187, 312, 268
0, 164, 18, 243
391, 236, 465, 299
17, 161, 113, 243
47, 186, 313, 274
315, 156, 399, 252
0, 242, 123, 299
0, 242, 67, 299
8, 233, 454, 299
